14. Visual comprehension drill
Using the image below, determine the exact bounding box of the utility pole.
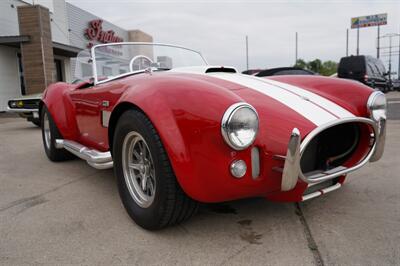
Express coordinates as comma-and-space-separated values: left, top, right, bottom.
352, 14, 387, 57
245, 35, 249, 71
377, 25, 380, 58
346, 29, 349, 56
356, 25, 360, 55
398, 27, 400, 79
295, 32, 298, 65
379, 33, 400, 82
389, 35, 392, 81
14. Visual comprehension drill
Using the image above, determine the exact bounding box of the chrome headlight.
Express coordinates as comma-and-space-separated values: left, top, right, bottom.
221, 103, 259, 150
367, 91, 387, 122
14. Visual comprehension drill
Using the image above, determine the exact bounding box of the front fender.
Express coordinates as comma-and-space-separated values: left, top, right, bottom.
114, 76, 248, 202
42, 82, 80, 140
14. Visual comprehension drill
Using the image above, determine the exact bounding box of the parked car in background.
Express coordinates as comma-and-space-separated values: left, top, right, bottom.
7, 94, 42, 126
242, 69, 262, 75
41, 43, 386, 230
338, 55, 390, 92
6, 80, 83, 126
391, 79, 400, 91
255, 67, 315, 77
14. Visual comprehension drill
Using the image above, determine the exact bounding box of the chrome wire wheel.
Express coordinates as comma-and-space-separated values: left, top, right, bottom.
43, 111, 51, 150
122, 131, 156, 208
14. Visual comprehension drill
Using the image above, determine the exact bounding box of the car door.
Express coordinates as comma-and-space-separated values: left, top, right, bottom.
69, 82, 123, 151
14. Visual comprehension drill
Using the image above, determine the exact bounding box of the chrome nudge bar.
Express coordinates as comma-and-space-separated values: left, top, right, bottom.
281, 128, 301, 191
280, 117, 384, 191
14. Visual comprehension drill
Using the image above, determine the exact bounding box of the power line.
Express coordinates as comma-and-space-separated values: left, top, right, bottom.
379, 33, 400, 79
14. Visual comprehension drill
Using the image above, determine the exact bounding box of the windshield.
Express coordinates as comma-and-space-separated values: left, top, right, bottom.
74, 43, 207, 84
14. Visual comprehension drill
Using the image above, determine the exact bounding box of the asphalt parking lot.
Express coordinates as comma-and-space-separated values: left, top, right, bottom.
1, 92, 399, 265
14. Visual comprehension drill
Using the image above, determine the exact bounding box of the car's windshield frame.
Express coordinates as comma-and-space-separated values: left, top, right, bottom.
90, 42, 208, 85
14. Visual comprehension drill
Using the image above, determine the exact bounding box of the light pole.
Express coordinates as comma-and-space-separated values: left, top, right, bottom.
295, 32, 298, 65
245, 35, 249, 71
389, 35, 392, 81
346, 29, 349, 56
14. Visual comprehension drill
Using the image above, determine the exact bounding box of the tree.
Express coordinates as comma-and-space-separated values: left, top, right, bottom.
294, 58, 338, 76
320, 60, 338, 76
307, 59, 322, 73
294, 59, 307, 69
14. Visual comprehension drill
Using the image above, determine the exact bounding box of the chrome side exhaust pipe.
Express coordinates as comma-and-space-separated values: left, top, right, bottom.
55, 139, 113, 170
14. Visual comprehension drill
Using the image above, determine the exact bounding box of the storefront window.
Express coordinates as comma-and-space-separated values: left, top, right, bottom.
54, 59, 64, 82
17, 53, 26, 95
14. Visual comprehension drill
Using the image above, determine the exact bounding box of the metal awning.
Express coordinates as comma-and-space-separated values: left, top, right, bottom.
0, 35, 30, 47
0, 35, 82, 57
53, 42, 82, 57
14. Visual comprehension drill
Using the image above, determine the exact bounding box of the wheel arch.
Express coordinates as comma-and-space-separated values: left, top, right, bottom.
108, 98, 198, 196
38, 100, 44, 124
108, 102, 144, 155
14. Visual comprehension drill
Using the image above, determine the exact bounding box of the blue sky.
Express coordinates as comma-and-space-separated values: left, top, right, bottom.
67, 0, 400, 74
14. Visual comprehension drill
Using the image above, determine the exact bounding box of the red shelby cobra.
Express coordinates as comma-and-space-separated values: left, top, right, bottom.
40, 43, 387, 230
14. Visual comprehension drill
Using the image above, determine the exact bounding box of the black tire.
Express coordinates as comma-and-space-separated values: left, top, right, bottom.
41, 106, 75, 162
31, 119, 40, 127
113, 109, 198, 230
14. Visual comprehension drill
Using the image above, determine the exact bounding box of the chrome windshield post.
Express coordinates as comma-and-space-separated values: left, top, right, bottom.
370, 118, 386, 162
90, 46, 98, 85
281, 128, 301, 191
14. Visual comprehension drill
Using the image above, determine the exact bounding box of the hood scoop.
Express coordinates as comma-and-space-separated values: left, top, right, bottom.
171, 65, 238, 74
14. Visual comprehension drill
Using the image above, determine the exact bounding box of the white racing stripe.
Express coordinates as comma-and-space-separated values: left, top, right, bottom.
259, 77, 355, 119
208, 73, 350, 126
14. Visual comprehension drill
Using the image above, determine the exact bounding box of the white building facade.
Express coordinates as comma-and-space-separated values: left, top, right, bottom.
0, 0, 152, 111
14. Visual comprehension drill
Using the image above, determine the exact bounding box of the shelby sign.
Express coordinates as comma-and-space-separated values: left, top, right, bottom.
351, 13, 387, 29
85, 20, 124, 48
